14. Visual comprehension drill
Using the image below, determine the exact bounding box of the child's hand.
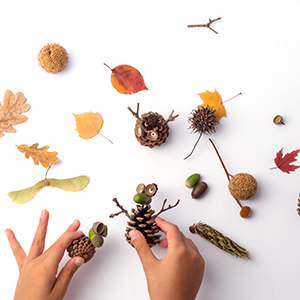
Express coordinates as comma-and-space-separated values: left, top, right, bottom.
129, 217, 205, 300
5, 210, 84, 300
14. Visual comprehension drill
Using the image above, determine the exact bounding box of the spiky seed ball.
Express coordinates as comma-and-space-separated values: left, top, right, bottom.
38, 43, 68, 73
228, 173, 257, 200
188, 106, 218, 135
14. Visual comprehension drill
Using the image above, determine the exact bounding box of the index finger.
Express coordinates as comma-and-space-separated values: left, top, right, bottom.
45, 219, 82, 265
155, 217, 185, 249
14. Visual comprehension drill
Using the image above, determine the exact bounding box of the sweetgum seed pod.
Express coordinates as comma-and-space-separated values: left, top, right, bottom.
133, 193, 151, 204
191, 182, 208, 199
185, 173, 201, 188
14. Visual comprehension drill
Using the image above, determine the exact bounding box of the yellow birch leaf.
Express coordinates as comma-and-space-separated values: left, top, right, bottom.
17, 143, 59, 168
198, 89, 226, 122
73, 112, 113, 143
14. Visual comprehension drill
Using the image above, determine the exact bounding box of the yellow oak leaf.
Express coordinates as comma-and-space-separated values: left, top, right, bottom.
198, 89, 226, 122
17, 143, 59, 168
73, 112, 113, 143
0, 90, 30, 137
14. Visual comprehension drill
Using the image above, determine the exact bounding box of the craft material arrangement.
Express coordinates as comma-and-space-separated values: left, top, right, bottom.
1, 2, 300, 299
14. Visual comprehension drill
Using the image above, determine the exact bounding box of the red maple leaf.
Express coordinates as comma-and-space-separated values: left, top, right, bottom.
271, 148, 300, 174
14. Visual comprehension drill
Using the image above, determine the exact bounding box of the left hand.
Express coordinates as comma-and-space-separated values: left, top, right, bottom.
5, 209, 85, 300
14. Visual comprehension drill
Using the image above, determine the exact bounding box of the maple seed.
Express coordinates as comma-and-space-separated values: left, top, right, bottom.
273, 115, 285, 125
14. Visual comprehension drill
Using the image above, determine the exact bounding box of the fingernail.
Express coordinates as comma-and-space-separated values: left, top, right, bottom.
129, 230, 137, 241
72, 219, 79, 226
4, 229, 9, 237
40, 210, 47, 219
75, 257, 84, 267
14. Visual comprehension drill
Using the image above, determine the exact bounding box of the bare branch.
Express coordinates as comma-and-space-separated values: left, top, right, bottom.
187, 17, 222, 34
109, 198, 130, 219
128, 103, 141, 120
166, 110, 179, 124
153, 199, 180, 219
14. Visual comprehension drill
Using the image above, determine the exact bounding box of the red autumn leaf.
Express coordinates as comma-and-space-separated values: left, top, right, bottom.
104, 63, 148, 94
271, 148, 300, 174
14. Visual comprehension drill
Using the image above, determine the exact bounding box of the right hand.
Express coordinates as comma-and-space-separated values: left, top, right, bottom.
129, 217, 205, 300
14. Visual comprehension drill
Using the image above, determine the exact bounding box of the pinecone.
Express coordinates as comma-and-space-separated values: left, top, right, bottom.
125, 204, 161, 247
67, 234, 96, 263
135, 112, 169, 148
188, 106, 218, 135
297, 193, 300, 216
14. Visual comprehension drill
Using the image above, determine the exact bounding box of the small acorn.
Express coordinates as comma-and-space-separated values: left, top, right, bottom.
209, 139, 257, 218
185, 173, 201, 188
191, 181, 208, 199
88, 222, 108, 248
133, 193, 151, 205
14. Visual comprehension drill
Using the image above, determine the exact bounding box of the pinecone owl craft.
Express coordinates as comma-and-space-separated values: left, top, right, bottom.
110, 183, 180, 247
128, 103, 178, 148
66, 222, 108, 263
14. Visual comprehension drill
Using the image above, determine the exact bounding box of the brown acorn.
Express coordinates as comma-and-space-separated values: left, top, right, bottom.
209, 139, 257, 218
128, 103, 178, 148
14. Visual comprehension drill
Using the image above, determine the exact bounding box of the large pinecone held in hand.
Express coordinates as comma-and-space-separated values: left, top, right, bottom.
135, 112, 169, 148
67, 234, 96, 263
188, 106, 218, 135
125, 204, 161, 247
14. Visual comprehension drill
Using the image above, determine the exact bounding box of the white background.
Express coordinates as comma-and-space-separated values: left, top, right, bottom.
1, 0, 300, 299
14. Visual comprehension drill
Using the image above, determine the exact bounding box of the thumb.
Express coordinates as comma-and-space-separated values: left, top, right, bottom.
55, 257, 84, 295
129, 230, 157, 270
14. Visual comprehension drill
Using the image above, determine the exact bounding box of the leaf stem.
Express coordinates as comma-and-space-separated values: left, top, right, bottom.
99, 132, 113, 144
221, 92, 242, 104
103, 63, 112, 70
269, 166, 278, 170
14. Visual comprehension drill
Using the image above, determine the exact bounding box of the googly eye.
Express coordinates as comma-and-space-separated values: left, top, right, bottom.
147, 130, 158, 141
145, 183, 158, 196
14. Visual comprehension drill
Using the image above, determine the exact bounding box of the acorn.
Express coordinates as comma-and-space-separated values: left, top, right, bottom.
273, 115, 285, 125
209, 139, 257, 218
191, 181, 208, 199
185, 173, 201, 188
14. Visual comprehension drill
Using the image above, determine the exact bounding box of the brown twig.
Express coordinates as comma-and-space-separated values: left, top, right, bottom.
109, 198, 130, 219
187, 17, 222, 34
128, 103, 141, 120
153, 199, 180, 219
166, 110, 179, 124
184, 132, 202, 160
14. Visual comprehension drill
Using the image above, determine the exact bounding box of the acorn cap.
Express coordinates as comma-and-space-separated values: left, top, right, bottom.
145, 183, 158, 197
228, 173, 257, 200
136, 183, 145, 194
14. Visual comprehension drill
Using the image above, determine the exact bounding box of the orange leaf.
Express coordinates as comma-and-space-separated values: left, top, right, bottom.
198, 89, 226, 122
17, 143, 59, 168
0, 90, 30, 137
104, 63, 148, 94
73, 112, 113, 143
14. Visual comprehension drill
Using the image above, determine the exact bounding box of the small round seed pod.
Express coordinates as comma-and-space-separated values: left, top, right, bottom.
38, 43, 68, 73
228, 173, 257, 200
